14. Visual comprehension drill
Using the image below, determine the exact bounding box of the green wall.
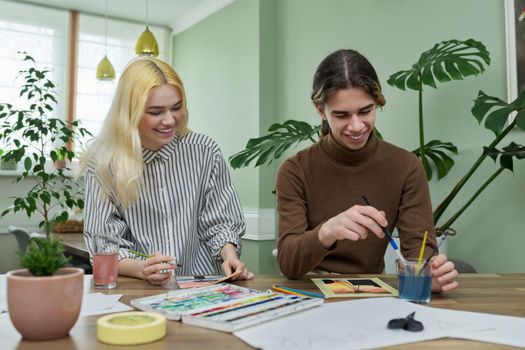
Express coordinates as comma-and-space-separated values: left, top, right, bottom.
172, 0, 261, 209
172, 0, 279, 275
241, 240, 280, 275
258, 0, 278, 208
173, 0, 525, 274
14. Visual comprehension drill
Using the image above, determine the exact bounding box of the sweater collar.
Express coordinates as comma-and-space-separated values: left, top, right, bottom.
320, 131, 379, 164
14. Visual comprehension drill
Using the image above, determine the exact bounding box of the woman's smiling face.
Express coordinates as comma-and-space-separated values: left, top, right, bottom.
138, 84, 183, 151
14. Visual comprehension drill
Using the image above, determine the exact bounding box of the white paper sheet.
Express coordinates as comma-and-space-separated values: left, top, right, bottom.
234, 297, 491, 350
431, 307, 525, 348
457, 327, 525, 348
80, 292, 132, 316
81, 275, 133, 316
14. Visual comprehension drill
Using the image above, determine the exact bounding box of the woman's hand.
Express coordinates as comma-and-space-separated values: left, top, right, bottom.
318, 205, 388, 248
220, 243, 255, 280
431, 254, 459, 292
141, 251, 177, 286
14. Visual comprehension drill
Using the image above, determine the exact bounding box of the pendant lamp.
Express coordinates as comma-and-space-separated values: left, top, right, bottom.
96, 0, 115, 80
135, 0, 159, 56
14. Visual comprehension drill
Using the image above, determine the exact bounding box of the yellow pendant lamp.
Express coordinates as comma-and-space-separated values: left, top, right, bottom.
135, 0, 159, 56
96, 0, 115, 80
96, 55, 115, 80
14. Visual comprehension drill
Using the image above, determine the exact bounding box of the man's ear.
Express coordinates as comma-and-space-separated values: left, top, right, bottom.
315, 104, 327, 120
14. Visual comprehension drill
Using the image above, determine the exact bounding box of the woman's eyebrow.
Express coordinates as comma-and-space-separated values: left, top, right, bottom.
146, 100, 182, 109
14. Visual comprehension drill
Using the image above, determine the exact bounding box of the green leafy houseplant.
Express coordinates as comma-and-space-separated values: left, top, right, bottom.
0, 53, 91, 275
228, 39, 525, 235
19, 238, 69, 276
387, 39, 490, 181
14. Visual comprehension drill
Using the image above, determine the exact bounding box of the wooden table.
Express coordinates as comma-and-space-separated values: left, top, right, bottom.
2, 274, 525, 349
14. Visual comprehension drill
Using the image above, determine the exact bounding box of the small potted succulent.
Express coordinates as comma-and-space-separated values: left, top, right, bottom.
7, 238, 84, 340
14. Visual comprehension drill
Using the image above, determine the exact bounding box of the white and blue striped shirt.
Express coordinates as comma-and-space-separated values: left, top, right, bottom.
84, 132, 245, 275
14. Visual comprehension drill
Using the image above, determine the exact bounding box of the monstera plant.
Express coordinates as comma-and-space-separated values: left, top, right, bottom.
229, 120, 321, 168
229, 38, 525, 234
387, 39, 490, 180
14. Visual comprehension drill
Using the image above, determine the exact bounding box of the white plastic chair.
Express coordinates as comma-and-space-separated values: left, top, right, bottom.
8, 226, 41, 254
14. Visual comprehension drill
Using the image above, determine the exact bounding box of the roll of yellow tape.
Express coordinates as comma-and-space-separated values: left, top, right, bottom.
97, 311, 166, 345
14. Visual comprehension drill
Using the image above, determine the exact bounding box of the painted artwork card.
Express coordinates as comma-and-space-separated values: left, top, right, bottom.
176, 270, 241, 289
312, 277, 398, 298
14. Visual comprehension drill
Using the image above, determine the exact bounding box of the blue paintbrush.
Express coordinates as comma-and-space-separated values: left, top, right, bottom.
361, 194, 408, 266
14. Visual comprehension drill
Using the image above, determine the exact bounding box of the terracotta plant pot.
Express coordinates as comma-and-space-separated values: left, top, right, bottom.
7, 267, 84, 340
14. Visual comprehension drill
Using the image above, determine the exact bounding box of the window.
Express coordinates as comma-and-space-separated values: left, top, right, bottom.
76, 14, 171, 151
0, 0, 68, 151
0, 0, 172, 155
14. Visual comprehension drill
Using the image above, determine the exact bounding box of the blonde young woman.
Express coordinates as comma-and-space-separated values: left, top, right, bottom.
81, 57, 254, 285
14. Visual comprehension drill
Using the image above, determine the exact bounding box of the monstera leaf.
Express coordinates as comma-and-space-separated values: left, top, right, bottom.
484, 142, 525, 172
433, 89, 525, 227
387, 39, 490, 91
229, 120, 320, 169
412, 140, 458, 180
471, 90, 525, 136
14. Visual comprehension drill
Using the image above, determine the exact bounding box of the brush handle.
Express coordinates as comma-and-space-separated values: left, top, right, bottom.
361, 194, 407, 265
418, 234, 448, 273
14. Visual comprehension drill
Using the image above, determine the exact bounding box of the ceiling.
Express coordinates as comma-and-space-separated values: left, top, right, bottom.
16, 0, 234, 34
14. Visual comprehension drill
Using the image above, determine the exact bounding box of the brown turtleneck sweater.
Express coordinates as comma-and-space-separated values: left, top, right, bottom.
276, 132, 437, 279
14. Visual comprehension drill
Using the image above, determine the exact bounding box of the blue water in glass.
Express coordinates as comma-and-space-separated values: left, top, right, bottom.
398, 274, 431, 303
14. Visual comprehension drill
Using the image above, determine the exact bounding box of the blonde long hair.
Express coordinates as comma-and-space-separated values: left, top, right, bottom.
80, 57, 189, 208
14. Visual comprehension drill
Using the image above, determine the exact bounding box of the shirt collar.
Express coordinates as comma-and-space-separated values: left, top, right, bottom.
142, 137, 178, 164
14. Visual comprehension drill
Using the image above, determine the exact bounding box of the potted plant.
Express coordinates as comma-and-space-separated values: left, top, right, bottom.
7, 239, 84, 340
228, 39, 525, 235
0, 52, 90, 235
0, 53, 91, 339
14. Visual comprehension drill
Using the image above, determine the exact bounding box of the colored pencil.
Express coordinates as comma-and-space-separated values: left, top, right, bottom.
127, 249, 183, 267
272, 285, 324, 299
